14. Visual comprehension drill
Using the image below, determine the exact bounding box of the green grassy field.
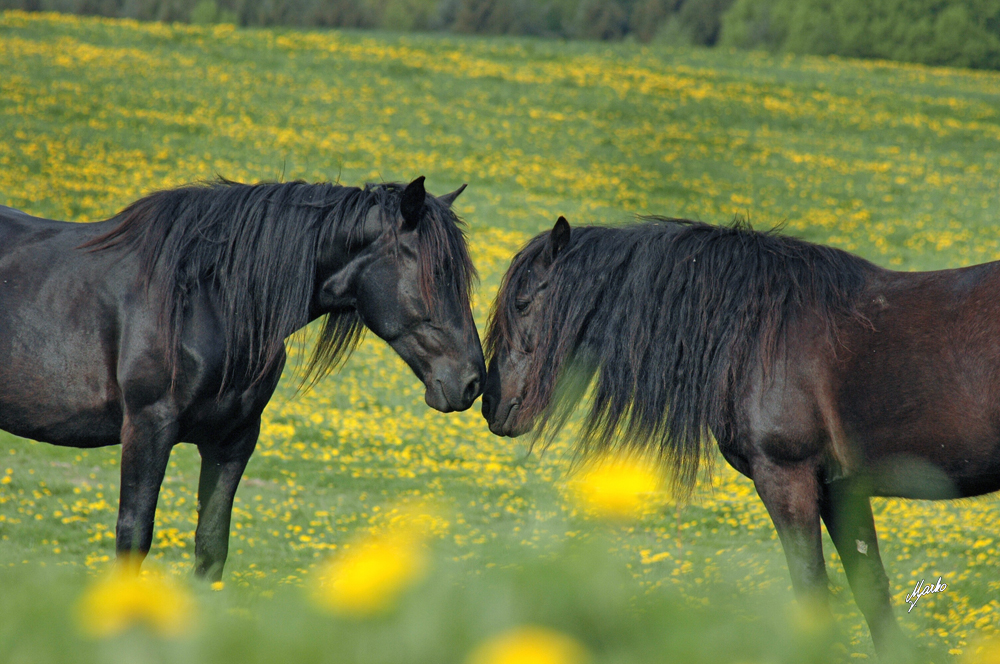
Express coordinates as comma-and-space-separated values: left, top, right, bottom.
2, 10, 1000, 663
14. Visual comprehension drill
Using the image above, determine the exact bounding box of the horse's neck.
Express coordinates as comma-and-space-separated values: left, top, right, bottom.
308, 230, 385, 321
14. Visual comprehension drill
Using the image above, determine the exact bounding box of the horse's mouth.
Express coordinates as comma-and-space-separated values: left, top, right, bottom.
488, 400, 529, 437
424, 380, 458, 413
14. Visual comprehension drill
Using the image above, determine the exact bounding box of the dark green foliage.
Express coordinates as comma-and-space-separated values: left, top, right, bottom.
720, 0, 1000, 70
674, 0, 733, 45
0, 0, 380, 26
451, 0, 548, 36
573, 0, 627, 39
0, 0, 686, 41
444, 0, 686, 40
2, 0, 1000, 67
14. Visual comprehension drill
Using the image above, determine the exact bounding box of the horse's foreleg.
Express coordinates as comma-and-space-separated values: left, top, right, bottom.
194, 419, 259, 581
820, 481, 908, 660
115, 408, 178, 569
752, 459, 830, 608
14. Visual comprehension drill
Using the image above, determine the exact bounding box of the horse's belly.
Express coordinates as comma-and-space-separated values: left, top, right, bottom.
865, 439, 1000, 499
0, 390, 122, 447
0, 357, 122, 447
0, 414, 121, 448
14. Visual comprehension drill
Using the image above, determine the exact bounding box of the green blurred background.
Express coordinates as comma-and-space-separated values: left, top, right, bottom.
1, 8, 1000, 663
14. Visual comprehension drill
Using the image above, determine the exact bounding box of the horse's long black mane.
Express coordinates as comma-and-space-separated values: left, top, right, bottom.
85, 180, 475, 389
486, 218, 874, 492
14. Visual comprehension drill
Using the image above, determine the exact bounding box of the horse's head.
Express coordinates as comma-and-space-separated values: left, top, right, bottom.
482, 216, 571, 436
316, 177, 485, 413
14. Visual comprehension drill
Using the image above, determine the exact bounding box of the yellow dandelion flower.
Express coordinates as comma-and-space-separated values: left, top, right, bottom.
311, 531, 428, 616
75, 567, 195, 638
571, 456, 665, 519
466, 626, 589, 664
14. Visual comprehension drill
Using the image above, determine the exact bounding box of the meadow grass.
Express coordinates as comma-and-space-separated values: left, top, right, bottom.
1, 10, 1000, 662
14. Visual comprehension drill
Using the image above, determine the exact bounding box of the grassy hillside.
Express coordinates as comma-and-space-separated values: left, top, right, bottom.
1, 10, 1000, 662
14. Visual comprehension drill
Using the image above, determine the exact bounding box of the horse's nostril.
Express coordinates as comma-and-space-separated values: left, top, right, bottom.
463, 375, 481, 405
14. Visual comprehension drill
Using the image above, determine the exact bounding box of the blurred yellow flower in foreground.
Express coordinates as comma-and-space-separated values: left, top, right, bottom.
311, 509, 435, 616
75, 567, 195, 638
467, 625, 589, 664
964, 637, 1000, 664
571, 456, 665, 519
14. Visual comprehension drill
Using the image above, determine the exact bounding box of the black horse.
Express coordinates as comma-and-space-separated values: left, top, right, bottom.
0, 176, 484, 580
482, 216, 1000, 657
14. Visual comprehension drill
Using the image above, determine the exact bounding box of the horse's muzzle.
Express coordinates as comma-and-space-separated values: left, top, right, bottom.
483, 395, 527, 437
425, 364, 484, 413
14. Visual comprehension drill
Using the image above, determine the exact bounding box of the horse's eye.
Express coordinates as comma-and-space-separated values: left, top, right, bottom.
514, 298, 531, 313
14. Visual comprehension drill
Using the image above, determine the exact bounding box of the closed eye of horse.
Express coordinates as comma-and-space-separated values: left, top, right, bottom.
483, 213, 1000, 657
0, 176, 484, 580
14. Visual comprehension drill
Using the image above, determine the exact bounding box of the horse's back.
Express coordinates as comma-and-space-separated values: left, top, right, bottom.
0, 204, 52, 225
0, 205, 68, 245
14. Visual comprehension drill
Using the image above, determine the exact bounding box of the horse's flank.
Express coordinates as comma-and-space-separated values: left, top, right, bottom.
835, 260, 1000, 497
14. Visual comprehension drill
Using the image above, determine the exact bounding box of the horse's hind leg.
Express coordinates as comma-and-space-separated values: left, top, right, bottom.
752, 458, 831, 609
820, 480, 908, 660
194, 419, 259, 581
115, 407, 179, 568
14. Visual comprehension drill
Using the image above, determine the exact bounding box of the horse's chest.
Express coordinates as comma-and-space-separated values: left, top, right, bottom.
177, 385, 273, 447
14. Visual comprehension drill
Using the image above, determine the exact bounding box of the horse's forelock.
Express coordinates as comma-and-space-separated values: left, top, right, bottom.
484, 233, 575, 432
414, 195, 477, 315
484, 234, 548, 362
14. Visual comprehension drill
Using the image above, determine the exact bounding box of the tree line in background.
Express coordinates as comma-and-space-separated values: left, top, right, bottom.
3, 0, 1000, 69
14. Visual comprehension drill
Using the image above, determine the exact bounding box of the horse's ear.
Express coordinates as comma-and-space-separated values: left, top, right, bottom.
438, 183, 467, 207
400, 176, 426, 230
547, 216, 571, 262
